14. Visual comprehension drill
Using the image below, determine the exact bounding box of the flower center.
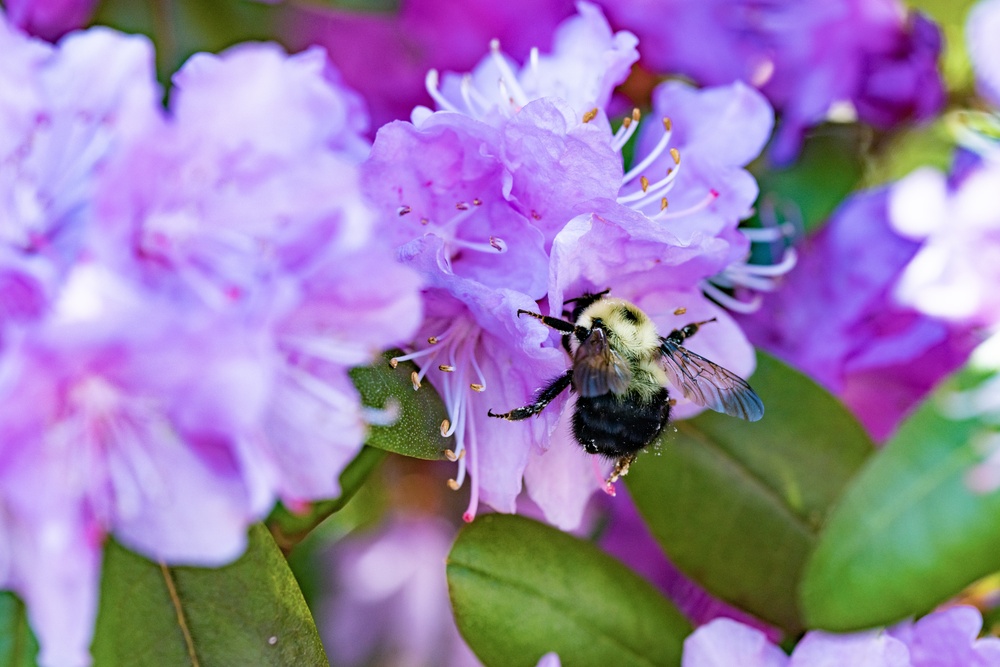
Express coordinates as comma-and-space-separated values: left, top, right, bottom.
390, 317, 488, 522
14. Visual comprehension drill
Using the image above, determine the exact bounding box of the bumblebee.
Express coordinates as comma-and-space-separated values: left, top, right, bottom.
488, 291, 763, 479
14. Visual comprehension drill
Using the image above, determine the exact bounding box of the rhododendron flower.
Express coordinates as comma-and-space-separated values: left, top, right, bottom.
682, 607, 1000, 666
741, 188, 976, 441
889, 165, 1000, 330
0, 18, 158, 342
969, 0, 1000, 109
597, 0, 945, 163
0, 27, 421, 667
364, 2, 775, 528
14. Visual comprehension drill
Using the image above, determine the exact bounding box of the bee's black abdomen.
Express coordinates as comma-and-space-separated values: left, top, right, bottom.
572, 388, 670, 459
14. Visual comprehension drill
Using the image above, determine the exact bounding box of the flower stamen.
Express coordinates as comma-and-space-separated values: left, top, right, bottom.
654, 189, 718, 220
611, 108, 641, 152
425, 70, 460, 113
489, 39, 530, 108
622, 116, 673, 184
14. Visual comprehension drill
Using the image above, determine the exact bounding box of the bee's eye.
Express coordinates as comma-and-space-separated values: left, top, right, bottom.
681, 324, 699, 338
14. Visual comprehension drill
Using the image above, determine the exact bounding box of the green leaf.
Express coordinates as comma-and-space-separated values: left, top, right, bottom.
448, 514, 691, 667
800, 365, 1000, 630
267, 445, 387, 551
91, 524, 327, 666
752, 123, 866, 233
350, 351, 452, 460
0, 593, 39, 667
626, 352, 875, 633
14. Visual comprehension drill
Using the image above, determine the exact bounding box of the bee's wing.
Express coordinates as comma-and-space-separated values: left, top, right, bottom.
658, 338, 764, 421
573, 328, 632, 397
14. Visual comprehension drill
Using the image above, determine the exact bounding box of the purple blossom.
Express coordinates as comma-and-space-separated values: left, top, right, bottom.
364, 3, 774, 527
968, 0, 1000, 108
889, 166, 1000, 329
0, 19, 159, 341
681, 607, 1000, 666
3, 0, 97, 41
421, 0, 638, 125
285, 0, 577, 130
597, 0, 945, 164
888, 605, 1000, 666
0, 30, 422, 666
316, 516, 480, 667
740, 188, 977, 441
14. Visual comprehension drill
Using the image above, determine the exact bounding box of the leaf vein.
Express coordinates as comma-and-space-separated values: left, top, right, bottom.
159, 562, 200, 667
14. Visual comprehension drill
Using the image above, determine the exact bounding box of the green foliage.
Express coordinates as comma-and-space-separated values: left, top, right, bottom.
448, 515, 692, 667
627, 352, 875, 633
91, 525, 327, 666
0, 593, 39, 667
350, 351, 452, 460
801, 365, 1000, 630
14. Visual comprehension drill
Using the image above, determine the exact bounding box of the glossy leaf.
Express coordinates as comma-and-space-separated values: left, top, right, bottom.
448, 514, 691, 667
350, 351, 452, 460
801, 367, 1000, 630
0, 593, 39, 667
626, 352, 875, 633
267, 445, 387, 552
91, 524, 327, 666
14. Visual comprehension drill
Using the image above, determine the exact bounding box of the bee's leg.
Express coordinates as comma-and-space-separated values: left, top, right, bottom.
606, 454, 637, 485
488, 370, 573, 421
664, 318, 718, 345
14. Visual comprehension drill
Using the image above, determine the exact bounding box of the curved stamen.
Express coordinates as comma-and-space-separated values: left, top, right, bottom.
460, 74, 492, 117
622, 118, 673, 184
425, 70, 460, 113
462, 402, 480, 522
740, 224, 798, 243
701, 280, 764, 314
654, 189, 718, 220
470, 350, 488, 392
611, 108, 641, 152
726, 247, 798, 278
618, 166, 681, 206
390, 345, 440, 367
489, 39, 530, 108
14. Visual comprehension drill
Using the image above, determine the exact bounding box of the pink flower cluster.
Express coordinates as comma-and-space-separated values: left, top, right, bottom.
0, 15, 420, 666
